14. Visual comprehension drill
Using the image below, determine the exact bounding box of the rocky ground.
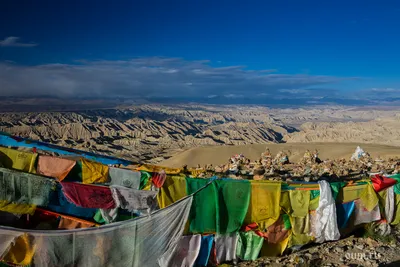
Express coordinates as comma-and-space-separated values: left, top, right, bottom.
162, 145, 400, 183
232, 222, 400, 267
234, 235, 400, 267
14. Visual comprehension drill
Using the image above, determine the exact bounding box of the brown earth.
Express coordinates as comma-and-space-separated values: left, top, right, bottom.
284, 115, 400, 146
161, 142, 400, 168
0, 105, 294, 164
234, 235, 400, 267
2, 104, 400, 166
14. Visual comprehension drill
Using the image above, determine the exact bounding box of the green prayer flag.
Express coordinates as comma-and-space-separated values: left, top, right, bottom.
186, 178, 251, 234
282, 214, 292, 230
330, 182, 346, 200
139, 171, 151, 190
388, 174, 400, 195
64, 160, 82, 181
215, 179, 251, 233
93, 209, 138, 224
187, 178, 218, 233
93, 209, 105, 224
310, 190, 320, 199
236, 231, 264, 261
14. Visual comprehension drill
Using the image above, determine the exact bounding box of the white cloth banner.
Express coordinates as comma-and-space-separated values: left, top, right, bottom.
108, 167, 141, 189
159, 235, 201, 267
385, 186, 395, 223
354, 199, 381, 226
215, 233, 239, 263
0, 195, 193, 267
111, 185, 158, 214
315, 180, 340, 243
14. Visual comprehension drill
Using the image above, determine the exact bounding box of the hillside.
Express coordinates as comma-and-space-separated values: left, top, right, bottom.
160, 142, 400, 168
2, 104, 400, 165
0, 105, 294, 163
284, 114, 400, 146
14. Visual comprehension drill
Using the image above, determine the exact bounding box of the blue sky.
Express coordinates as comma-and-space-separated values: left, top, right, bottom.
1, 0, 400, 103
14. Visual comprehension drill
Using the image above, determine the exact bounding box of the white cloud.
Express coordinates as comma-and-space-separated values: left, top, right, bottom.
278, 88, 340, 97
344, 87, 400, 103
370, 88, 400, 93
0, 36, 37, 47
224, 94, 244, 98
0, 57, 347, 98
279, 89, 310, 94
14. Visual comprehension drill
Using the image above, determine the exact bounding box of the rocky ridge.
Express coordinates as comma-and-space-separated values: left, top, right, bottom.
269, 106, 400, 126
0, 105, 294, 163
284, 114, 400, 146
2, 104, 400, 164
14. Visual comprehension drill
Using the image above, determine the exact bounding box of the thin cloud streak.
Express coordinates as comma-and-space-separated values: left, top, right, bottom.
0, 36, 38, 47
0, 57, 353, 99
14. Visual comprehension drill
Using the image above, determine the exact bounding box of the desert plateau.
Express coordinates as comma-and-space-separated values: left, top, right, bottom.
3, 2, 400, 266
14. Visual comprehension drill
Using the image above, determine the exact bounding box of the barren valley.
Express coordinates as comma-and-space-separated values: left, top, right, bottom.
1, 103, 400, 165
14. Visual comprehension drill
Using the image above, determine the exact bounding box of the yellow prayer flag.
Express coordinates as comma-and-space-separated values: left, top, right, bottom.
81, 159, 109, 184
245, 181, 281, 230
289, 190, 310, 217
157, 175, 189, 233
2, 234, 35, 266
0, 147, 37, 173
359, 184, 379, 212
290, 213, 310, 235
0, 200, 36, 215
288, 232, 313, 247
157, 176, 188, 209
280, 191, 292, 214
390, 194, 400, 225
309, 196, 320, 211
136, 164, 182, 175
260, 230, 290, 257
340, 184, 367, 203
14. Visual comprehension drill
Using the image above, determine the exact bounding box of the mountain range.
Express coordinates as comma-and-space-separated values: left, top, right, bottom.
1, 102, 400, 164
